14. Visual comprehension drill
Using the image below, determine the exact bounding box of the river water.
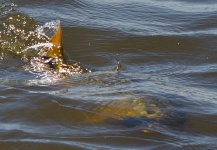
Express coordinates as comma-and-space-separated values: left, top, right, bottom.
0, 0, 217, 149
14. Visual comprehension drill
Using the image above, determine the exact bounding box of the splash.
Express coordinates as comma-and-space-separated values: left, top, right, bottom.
0, 4, 90, 76
0, 12, 47, 58
28, 20, 91, 75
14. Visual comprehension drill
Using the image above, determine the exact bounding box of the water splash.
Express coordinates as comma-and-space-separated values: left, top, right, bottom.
0, 7, 90, 76
0, 14, 47, 57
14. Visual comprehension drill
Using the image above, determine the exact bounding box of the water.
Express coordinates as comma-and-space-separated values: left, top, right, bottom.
0, 0, 217, 149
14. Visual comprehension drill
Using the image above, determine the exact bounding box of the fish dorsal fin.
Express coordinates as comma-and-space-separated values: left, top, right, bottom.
50, 20, 62, 45
47, 20, 64, 60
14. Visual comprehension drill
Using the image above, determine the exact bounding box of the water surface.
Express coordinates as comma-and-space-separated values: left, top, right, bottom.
0, 0, 217, 149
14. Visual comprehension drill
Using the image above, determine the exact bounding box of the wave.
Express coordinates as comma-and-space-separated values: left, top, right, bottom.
15, 0, 217, 36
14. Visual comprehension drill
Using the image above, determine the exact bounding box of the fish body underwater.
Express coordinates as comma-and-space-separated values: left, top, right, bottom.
0, 10, 185, 131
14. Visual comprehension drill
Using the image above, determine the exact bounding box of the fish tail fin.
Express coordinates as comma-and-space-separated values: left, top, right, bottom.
50, 20, 62, 45
48, 20, 64, 62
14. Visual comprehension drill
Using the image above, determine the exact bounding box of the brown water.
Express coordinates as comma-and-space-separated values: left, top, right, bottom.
0, 0, 217, 149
